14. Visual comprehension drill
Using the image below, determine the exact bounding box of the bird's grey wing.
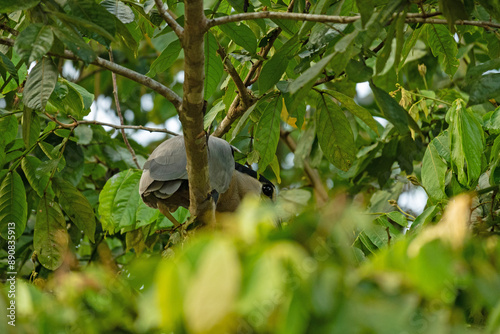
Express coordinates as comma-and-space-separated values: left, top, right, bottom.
207, 136, 234, 193
146, 136, 188, 181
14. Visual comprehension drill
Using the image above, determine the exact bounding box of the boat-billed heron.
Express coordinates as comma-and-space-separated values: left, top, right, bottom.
139, 136, 275, 221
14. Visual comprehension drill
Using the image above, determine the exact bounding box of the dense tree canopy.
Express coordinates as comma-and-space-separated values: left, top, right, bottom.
1, 0, 500, 332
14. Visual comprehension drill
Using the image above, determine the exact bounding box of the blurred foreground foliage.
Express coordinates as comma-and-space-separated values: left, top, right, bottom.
2, 195, 500, 334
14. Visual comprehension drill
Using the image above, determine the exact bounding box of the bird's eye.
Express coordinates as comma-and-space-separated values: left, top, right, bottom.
262, 184, 274, 198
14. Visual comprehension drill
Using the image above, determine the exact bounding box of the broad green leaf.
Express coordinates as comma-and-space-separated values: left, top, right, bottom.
67, 81, 94, 110
22, 109, 41, 149
0, 0, 39, 12
386, 211, 408, 228
101, 0, 135, 24
411, 205, 440, 230
393, 8, 407, 71
0, 172, 27, 240
147, 39, 182, 78
51, 25, 97, 64
34, 196, 69, 270
477, 0, 500, 21
363, 224, 389, 249
447, 99, 484, 186
356, 0, 375, 27
23, 57, 58, 110
219, 22, 257, 54
0, 114, 18, 147
53, 177, 96, 243
21, 156, 51, 198
371, 83, 420, 135
422, 139, 448, 201
204, 100, 225, 130
439, 0, 469, 32
230, 102, 258, 142
0, 51, 18, 82
184, 239, 241, 333
204, 32, 224, 99
468, 73, 500, 106
99, 169, 157, 233
424, 24, 459, 77
398, 26, 423, 72
50, 8, 115, 45
327, 90, 379, 134
466, 59, 500, 81
316, 94, 356, 171
376, 18, 397, 74
47, 80, 87, 118
345, 59, 373, 83
255, 97, 282, 173
259, 37, 298, 94
288, 53, 334, 95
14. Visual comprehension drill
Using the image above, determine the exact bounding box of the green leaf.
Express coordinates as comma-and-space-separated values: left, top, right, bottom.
53, 177, 96, 243
0, 172, 27, 240
254, 97, 282, 173
376, 18, 397, 75
101, 0, 135, 24
21, 156, 51, 198
99, 169, 157, 233
184, 240, 241, 333
0, 0, 39, 12
422, 139, 448, 201
327, 90, 379, 134
22, 109, 41, 149
34, 196, 69, 270
398, 26, 423, 72
345, 59, 373, 83
204, 32, 224, 99
386, 211, 408, 227
51, 5, 116, 44
219, 22, 257, 54
23, 57, 58, 110
229, 101, 258, 142
47, 80, 87, 118
356, 0, 375, 27
147, 39, 181, 78
447, 99, 484, 186
51, 25, 97, 64
424, 24, 459, 77
204, 100, 225, 130
439, 0, 468, 32
411, 205, 440, 230
0, 114, 18, 147
468, 73, 500, 106
15, 23, 53, 63
288, 53, 334, 95
0, 51, 18, 82
67, 81, 94, 110
371, 83, 420, 135
316, 94, 356, 171
259, 37, 298, 94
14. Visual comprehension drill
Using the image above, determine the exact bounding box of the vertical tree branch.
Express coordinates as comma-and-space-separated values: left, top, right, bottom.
180, 0, 215, 225
109, 49, 141, 169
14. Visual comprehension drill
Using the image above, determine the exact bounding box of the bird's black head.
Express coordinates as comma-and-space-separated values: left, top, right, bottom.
235, 163, 276, 200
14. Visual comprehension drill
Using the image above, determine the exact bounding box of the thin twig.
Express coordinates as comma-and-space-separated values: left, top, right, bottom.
217, 43, 254, 108
280, 128, 329, 205
207, 11, 500, 29
109, 49, 140, 169
0, 38, 183, 110
0, 23, 18, 36
44, 112, 179, 136
154, 0, 184, 40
